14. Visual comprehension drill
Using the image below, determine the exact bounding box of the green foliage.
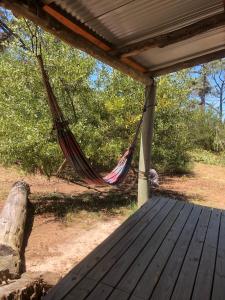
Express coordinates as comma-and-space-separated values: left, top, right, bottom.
0, 17, 96, 175
190, 149, 225, 166
187, 109, 225, 153
0, 14, 224, 177
152, 73, 193, 173
89, 70, 143, 168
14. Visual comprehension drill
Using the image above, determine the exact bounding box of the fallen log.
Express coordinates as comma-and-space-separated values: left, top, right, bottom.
0, 271, 60, 300
0, 181, 30, 278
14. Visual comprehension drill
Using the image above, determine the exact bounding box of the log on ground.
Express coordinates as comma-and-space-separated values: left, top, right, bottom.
0, 181, 31, 277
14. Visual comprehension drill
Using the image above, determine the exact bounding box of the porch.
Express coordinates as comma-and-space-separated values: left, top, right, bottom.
44, 196, 225, 300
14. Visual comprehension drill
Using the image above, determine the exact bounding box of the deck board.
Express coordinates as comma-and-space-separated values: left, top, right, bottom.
148, 204, 202, 300
171, 208, 211, 300
129, 203, 193, 298
211, 211, 225, 300
44, 197, 225, 300
113, 201, 188, 293
85, 283, 113, 300
107, 289, 130, 300
100, 200, 181, 287
191, 209, 221, 300
86, 199, 175, 282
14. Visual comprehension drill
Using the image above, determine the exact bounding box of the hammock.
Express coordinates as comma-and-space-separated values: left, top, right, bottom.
37, 55, 145, 185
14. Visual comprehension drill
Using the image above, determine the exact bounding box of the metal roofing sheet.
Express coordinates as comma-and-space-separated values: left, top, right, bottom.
53, 0, 224, 45
134, 26, 225, 70
49, 0, 225, 74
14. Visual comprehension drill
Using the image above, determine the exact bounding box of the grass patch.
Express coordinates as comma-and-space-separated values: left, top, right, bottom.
190, 149, 225, 166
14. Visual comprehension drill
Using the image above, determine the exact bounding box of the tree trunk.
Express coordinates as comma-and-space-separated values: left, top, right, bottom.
0, 181, 30, 277
199, 73, 207, 110
219, 92, 223, 121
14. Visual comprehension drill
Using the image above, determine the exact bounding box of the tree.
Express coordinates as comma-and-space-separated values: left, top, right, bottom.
191, 60, 225, 120
0, 9, 12, 51
208, 59, 225, 120
0, 15, 97, 176
191, 64, 211, 110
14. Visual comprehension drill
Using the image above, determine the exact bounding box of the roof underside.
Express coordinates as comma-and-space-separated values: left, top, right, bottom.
55, 0, 223, 44
1, 0, 225, 83
51, 0, 225, 72
137, 27, 225, 70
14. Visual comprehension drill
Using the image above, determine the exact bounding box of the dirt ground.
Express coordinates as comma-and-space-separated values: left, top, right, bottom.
0, 162, 225, 278
160, 163, 225, 209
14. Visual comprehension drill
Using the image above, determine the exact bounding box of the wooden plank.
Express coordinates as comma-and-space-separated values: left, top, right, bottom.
109, 289, 158, 300
64, 281, 113, 300
111, 13, 225, 57
44, 198, 165, 300
43, 5, 147, 74
85, 283, 113, 300
127, 203, 193, 298
150, 205, 202, 300
44, 198, 161, 299
171, 208, 211, 300
102, 201, 185, 289
62, 278, 97, 300
43, 4, 111, 51
191, 209, 221, 300
107, 289, 130, 300
87, 199, 177, 282
129, 296, 146, 300
212, 212, 225, 300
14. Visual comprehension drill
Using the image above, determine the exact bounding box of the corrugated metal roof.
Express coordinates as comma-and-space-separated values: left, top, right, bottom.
47, 0, 225, 73
134, 26, 225, 69
53, 0, 223, 44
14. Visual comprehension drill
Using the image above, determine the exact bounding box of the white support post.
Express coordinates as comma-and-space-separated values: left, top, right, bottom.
138, 79, 156, 207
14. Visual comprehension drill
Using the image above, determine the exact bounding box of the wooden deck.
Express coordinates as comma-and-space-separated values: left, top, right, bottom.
44, 197, 225, 300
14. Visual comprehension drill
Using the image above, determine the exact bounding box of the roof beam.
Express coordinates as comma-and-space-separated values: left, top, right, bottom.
112, 13, 225, 58
149, 48, 225, 77
42, 4, 147, 74
0, 0, 152, 85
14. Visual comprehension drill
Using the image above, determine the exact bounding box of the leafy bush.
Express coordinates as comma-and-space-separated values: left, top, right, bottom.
152, 74, 193, 173
187, 109, 225, 153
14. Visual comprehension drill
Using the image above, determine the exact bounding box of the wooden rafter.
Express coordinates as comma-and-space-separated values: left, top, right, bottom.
43, 4, 111, 52
43, 4, 147, 74
111, 13, 225, 58
149, 49, 225, 77
0, 0, 152, 85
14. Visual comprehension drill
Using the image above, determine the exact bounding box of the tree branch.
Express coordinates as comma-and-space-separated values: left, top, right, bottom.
205, 102, 220, 113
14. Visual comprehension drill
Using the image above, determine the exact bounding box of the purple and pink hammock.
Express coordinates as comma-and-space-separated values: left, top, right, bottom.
37, 55, 145, 185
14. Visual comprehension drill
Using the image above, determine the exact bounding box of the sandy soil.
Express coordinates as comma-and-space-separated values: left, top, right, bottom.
160, 163, 225, 209
0, 162, 225, 278
25, 215, 124, 277
0, 166, 127, 277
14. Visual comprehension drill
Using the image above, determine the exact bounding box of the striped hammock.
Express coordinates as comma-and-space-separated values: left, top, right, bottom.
37, 55, 145, 185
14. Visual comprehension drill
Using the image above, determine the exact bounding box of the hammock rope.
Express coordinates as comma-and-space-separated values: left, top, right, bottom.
37, 55, 147, 185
